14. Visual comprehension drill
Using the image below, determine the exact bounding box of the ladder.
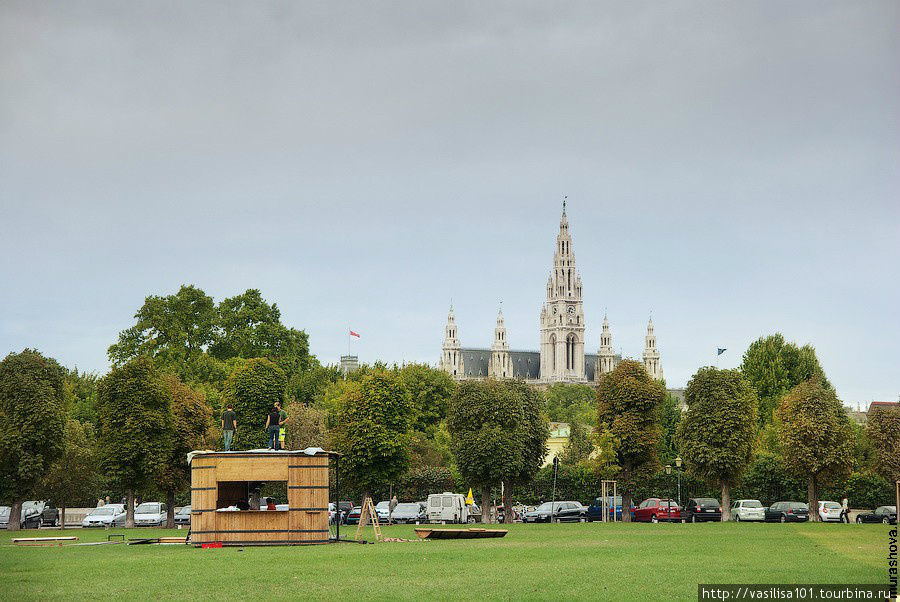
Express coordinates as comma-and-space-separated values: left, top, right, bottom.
354, 496, 383, 542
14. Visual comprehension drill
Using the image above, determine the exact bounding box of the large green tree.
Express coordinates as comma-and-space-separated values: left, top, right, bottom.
866, 404, 900, 482
447, 380, 547, 523
97, 357, 173, 527
157, 375, 212, 527
0, 350, 67, 530
597, 360, 665, 521
776, 379, 853, 521
330, 370, 411, 500
222, 358, 287, 450
210, 289, 312, 378
677, 367, 758, 520
740, 334, 831, 426
397, 363, 456, 435
543, 383, 597, 427
108, 285, 217, 367
39, 419, 99, 527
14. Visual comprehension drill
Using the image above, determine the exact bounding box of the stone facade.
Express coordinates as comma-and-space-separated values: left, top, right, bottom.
440, 203, 663, 384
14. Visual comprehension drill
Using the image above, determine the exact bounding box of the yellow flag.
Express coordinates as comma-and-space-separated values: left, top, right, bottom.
465, 488, 474, 505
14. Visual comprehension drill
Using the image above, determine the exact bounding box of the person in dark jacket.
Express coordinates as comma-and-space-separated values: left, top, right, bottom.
265, 405, 281, 450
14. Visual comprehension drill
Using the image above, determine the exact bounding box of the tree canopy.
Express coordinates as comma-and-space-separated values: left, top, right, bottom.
39, 418, 99, 524
740, 333, 831, 426
222, 358, 287, 450
97, 357, 174, 526
677, 367, 758, 520
865, 404, 900, 482
0, 350, 68, 530
597, 359, 665, 521
543, 383, 597, 427
776, 379, 853, 520
330, 370, 412, 497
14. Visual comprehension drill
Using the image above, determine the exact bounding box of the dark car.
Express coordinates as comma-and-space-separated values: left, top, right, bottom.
586, 496, 633, 522
765, 501, 809, 522
856, 505, 896, 524
391, 502, 427, 524
682, 498, 722, 523
633, 498, 681, 523
345, 506, 362, 525
338, 501, 354, 524
19, 501, 49, 528
523, 501, 586, 523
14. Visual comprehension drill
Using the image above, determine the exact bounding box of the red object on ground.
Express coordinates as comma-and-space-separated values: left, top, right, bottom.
201, 542, 223, 548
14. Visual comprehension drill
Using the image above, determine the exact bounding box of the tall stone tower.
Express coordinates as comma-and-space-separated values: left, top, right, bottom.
540, 200, 586, 382
488, 307, 513, 378
595, 314, 615, 381
440, 305, 464, 377
642, 317, 663, 381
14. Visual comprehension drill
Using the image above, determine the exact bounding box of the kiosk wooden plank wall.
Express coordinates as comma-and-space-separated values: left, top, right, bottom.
190, 450, 332, 546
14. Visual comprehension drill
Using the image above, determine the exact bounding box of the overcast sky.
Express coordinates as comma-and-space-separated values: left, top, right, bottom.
1, 1, 898, 405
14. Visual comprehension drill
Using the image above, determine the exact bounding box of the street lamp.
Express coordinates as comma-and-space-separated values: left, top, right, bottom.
675, 457, 683, 506
665, 464, 673, 520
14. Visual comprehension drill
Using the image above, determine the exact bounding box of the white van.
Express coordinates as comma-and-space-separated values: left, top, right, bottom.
426, 493, 480, 524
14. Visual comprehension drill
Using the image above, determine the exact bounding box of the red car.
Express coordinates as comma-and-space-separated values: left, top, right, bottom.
633, 498, 681, 523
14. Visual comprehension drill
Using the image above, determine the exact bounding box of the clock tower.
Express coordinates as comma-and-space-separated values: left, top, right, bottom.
540, 200, 586, 382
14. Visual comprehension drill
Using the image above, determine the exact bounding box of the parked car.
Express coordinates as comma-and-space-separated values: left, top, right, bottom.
682, 498, 721, 523
337, 501, 353, 524
82, 504, 126, 528
0, 506, 10, 529
856, 506, 896, 524
391, 502, 427, 524
523, 501, 586, 523
586, 496, 632, 522
374, 501, 392, 523
134, 502, 167, 527
633, 498, 681, 523
731, 499, 765, 522
764, 501, 809, 522
174, 506, 191, 526
426, 493, 480, 524
20, 501, 48, 528
345, 506, 362, 525
817, 501, 842, 523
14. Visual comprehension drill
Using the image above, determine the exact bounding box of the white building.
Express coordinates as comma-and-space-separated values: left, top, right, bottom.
440, 202, 663, 384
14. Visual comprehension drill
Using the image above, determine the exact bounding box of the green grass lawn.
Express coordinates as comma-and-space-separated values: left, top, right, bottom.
0, 522, 888, 601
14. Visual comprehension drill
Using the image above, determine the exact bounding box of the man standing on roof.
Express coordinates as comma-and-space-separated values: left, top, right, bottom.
266, 404, 281, 450
222, 402, 237, 451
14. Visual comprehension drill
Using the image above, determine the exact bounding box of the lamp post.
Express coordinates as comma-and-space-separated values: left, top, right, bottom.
665, 464, 673, 520
675, 457, 683, 506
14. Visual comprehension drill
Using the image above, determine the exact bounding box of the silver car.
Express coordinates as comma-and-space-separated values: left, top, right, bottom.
731, 499, 766, 521
134, 502, 167, 527
82, 504, 126, 527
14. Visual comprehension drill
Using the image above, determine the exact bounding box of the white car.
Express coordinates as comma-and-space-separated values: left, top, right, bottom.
818, 501, 842, 522
374, 501, 392, 522
731, 499, 765, 522
134, 502, 167, 526
82, 504, 126, 527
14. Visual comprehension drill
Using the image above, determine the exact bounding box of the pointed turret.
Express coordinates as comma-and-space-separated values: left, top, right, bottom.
440, 304, 464, 378
596, 313, 616, 381
642, 316, 662, 381
489, 306, 513, 378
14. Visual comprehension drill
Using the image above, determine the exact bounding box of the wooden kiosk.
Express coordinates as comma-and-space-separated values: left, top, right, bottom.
189, 449, 336, 546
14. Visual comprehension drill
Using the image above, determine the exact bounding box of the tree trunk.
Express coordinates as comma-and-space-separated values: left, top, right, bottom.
502, 479, 513, 524
621, 493, 632, 523
721, 481, 731, 522
166, 490, 176, 529
126, 489, 135, 528
60, 505, 66, 529
808, 475, 819, 522
8, 500, 22, 531
480, 487, 491, 524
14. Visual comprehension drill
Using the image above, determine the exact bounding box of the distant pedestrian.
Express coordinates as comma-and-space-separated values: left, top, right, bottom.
222, 402, 238, 451
97, 498, 105, 507
277, 402, 288, 450
105, 496, 111, 506
389, 495, 398, 516
266, 404, 281, 450
840, 496, 850, 523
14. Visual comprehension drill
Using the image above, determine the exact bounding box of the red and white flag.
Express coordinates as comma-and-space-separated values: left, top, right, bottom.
349, 330, 361, 338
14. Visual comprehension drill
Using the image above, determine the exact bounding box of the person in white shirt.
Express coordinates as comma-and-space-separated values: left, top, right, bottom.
840, 496, 849, 523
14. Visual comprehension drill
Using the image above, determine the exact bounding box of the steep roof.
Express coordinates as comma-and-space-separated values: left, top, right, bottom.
458, 348, 603, 381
